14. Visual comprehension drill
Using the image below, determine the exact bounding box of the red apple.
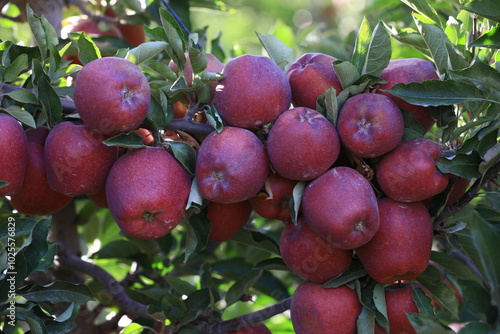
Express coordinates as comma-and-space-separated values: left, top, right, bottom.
377, 58, 439, 132
195, 126, 269, 203
227, 322, 271, 334
375, 284, 419, 334
376, 138, 449, 202
286, 53, 343, 109
106, 147, 191, 239
291, 281, 361, 334
9, 127, 73, 215
356, 198, 433, 284
74, 57, 151, 136
266, 107, 340, 180
134, 128, 154, 145
44, 121, 119, 196
88, 184, 108, 208
213, 55, 292, 128
337, 93, 404, 158
0, 113, 27, 196
207, 200, 253, 241
301, 167, 380, 249
280, 218, 353, 284
249, 172, 297, 222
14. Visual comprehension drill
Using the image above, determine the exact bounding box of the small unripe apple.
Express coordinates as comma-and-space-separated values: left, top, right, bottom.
207, 200, 253, 241
266, 107, 340, 181
74, 57, 151, 136
106, 147, 191, 239
286, 53, 342, 109
44, 122, 119, 196
291, 281, 361, 334
0, 113, 27, 196
302, 166, 380, 249
356, 198, 433, 284
376, 138, 449, 202
280, 218, 353, 284
214, 54, 292, 128
9, 127, 73, 215
374, 284, 419, 334
195, 127, 269, 203
337, 93, 404, 158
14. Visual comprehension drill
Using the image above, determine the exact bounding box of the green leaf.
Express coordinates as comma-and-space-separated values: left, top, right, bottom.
19, 217, 52, 277
231, 230, 280, 255
469, 26, 500, 48
2, 105, 36, 128
256, 32, 295, 71
120, 323, 144, 334
436, 152, 482, 180
463, 0, 500, 23
479, 141, 500, 174
126, 41, 168, 64
205, 105, 223, 133
430, 251, 482, 282
184, 212, 210, 262
407, 313, 454, 334
185, 178, 204, 212
161, 292, 186, 320
412, 286, 436, 317
159, 7, 186, 72
184, 288, 218, 311
3, 54, 28, 82
5, 89, 38, 104
0, 181, 9, 189
322, 261, 367, 288
352, 17, 372, 74
333, 60, 361, 89
401, 0, 442, 26
363, 22, 391, 77
26, 5, 58, 59
103, 132, 147, 149
168, 141, 196, 176
165, 276, 197, 296
356, 307, 376, 334
253, 258, 288, 271
91, 240, 141, 259
289, 181, 306, 225
416, 278, 460, 319
20, 281, 94, 305
32, 59, 62, 126
188, 34, 207, 74
448, 61, 500, 103
458, 322, 492, 334
76, 32, 101, 65
210, 32, 226, 64
225, 269, 263, 306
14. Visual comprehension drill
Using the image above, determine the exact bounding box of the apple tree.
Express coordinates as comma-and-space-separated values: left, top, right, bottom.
0, 0, 499, 333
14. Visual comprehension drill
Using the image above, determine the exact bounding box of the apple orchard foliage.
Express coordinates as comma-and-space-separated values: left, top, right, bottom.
0, 0, 500, 333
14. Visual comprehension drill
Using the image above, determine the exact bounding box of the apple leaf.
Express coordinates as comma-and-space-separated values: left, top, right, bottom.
356, 307, 376, 334
253, 258, 288, 271
448, 61, 500, 103
316, 87, 338, 126
26, 5, 59, 60
407, 313, 455, 334
463, 0, 500, 23
144, 25, 168, 42
0, 181, 9, 189
184, 211, 210, 262
32, 59, 62, 126
73, 32, 101, 65
469, 26, 500, 48
5, 89, 38, 104
333, 60, 361, 89
322, 261, 367, 288
20, 281, 94, 305
103, 132, 147, 149
159, 7, 187, 72
412, 286, 436, 317
161, 292, 187, 321
205, 105, 224, 133
2, 105, 36, 128
385, 27, 432, 58
436, 152, 482, 180
3, 53, 28, 82
352, 17, 372, 74
165, 276, 197, 296
225, 269, 262, 307
289, 181, 306, 225
416, 278, 460, 319
479, 142, 500, 174
168, 141, 196, 176
231, 229, 280, 255
401, 0, 442, 26
430, 251, 482, 282
185, 178, 204, 212
188, 33, 208, 75
126, 41, 168, 65
210, 32, 226, 64
256, 32, 295, 71
363, 22, 391, 77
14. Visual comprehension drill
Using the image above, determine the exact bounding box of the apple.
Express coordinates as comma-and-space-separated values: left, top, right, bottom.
88, 184, 108, 208
228, 322, 271, 334
207, 200, 253, 241
301, 166, 380, 249
356, 198, 433, 284
134, 128, 154, 145
280, 218, 353, 284
213, 54, 292, 128
266, 107, 340, 180
376, 138, 449, 202
44, 121, 119, 196
374, 284, 419, 334
106, 147, 191, 239
377, 58, 439, 132
291, 281, 361, 334
74, 57, 151, 136
9, 127, 73, 215
195, 126, 269, 203
337, 93, 404, 158
104, 7, 146, 47
0, 113, 28, 196
249, 172, 298, 222
286, 53, 343, 109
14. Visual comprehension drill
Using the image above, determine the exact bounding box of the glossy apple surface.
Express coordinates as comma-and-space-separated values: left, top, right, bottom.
207, 200, 252, 241
0, 113, 27, 196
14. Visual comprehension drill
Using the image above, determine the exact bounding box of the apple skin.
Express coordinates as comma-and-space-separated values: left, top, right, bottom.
377, 58, 439, 132
88, 184, 108, 208
376, 138, 449, 202
213, 54, 292, 128
9, 127, 73, 215
0, 113, 28, 196
291, 281, 361, 334
249, 172, 298, 222
266, 107, 340, 181
374, 284, 419, 334
227, 322, 272, 334
134, 128, 154, 145
286, 53, 342, 109
74, 57, 151, 136
280, 218, 353, 284
106, 147, 191, 239
207, 200, 253, 241
337, 93, 404, 158
356, 198, 433, 284
195, 126, 269, 203
301, 166, 380, 249
44, 121, 119, 196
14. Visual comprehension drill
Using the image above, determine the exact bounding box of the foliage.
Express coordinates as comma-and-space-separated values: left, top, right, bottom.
0, 0, 499, 333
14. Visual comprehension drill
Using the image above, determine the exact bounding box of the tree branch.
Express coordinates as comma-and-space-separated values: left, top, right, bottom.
433, 158, 500, 233
56, 242, 150, 320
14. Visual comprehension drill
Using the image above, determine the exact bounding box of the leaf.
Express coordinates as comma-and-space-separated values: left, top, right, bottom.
469, 26, 500, 48
363, 22, 391, 77
316, 87, 338, 126
165, 276, 196, 296
168, 141, 196, 176
407, 313, 455, 334
120, 323, 144, 334
253, 258, 288, 271
126, 41, 168, 64
159, 7, 186, 72
352, 17, 372, 74
463, 0, 500, 23
401, 0, 442, 26
3, 53, 28, 82
289, 181, 306, 224
188, 33, 207, 74
430, 251, 482, 282
479, 141, 500, 174
103, 132, 147, 149
26, 5, 58, 59
231, 230, 280, 255
356, 307, 376, 334
75, 32, 101, 65
20, 281, 94, 305
161, 292, 186, 320
184, 212, 210, 262
436, 152, 482, 180
185, 178, 204, 212
210, 32, 226, 64
416, 278, 460, 319
333, 60, 361, 89
225, 269, 263, 306
5, 89, 38, 104
256, 32, 295, 71
205, 105, 223, 133
0, 181, 9, 189
32, 59, 62, 126
448, 61, 500, 103
184, 288, 218, 311
2, 105, 36, 128
412, 286, 436, 317
91, 240, 141, 259
322, 261, 367, 288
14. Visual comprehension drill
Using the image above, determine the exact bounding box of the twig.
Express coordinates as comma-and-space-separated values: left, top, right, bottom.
56, 242, 150, 319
